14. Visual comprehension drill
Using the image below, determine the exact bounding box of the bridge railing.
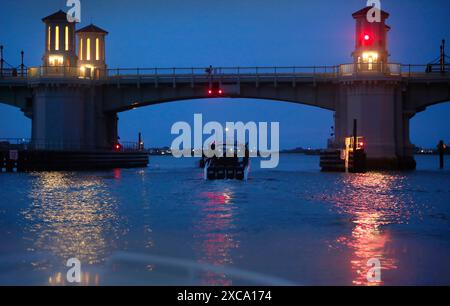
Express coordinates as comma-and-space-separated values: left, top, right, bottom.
339, 63, 402, 76
339, 63, 450, 77
0, 138, 146, 152
105, 66, 339, 78
23, 65, 341, 81
17, 64, 450, 81
0, 68, 27, 78
399, 64, 450, 77
28, 66, 82, 79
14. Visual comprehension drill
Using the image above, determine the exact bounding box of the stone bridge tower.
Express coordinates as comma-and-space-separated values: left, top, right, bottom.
32, 11, 116, 151
334, 6, 415, 170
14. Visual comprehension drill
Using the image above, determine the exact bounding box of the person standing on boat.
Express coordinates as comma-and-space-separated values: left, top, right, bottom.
243, 143, 250, 168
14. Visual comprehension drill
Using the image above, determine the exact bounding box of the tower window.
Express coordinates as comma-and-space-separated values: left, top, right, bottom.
65, 26, 69, 51
96, 38, 100, 61
362, 52, 379, 71
80, 38, 83, 60
49, 55, 64, 66
86, 38, 91, 61
47, 26, 51, 51
55, 26, 59, 51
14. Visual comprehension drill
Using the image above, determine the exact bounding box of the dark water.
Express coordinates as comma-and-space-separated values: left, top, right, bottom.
0, 154, 449, 286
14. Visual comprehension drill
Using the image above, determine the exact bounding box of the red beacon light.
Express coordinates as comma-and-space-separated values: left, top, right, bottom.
362, 33, 374, 46
208, 89, 213, 95
114, 143, 123, 151
218, 89, 223, 95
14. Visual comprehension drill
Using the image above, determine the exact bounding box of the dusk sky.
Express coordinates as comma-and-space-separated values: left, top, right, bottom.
1, 0, 449, 148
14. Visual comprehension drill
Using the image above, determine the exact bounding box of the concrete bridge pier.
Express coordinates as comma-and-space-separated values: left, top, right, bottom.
32, 85, 87, 150
334, 80, 416, 170
87, 87, 119, 150
94, 110, 118, 150
401, 110, 416, 159
31, 84, 118, 151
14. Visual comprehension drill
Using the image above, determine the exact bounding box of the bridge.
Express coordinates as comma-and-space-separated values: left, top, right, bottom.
1, 7, 449, 170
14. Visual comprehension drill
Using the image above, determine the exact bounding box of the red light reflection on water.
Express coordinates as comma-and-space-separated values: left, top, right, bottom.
195, 190, 239, 286
330, 173, 407, 286
113, 168, 121, 180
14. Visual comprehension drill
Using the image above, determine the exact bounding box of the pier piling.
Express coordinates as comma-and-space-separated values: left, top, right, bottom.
438, 140, 445, 169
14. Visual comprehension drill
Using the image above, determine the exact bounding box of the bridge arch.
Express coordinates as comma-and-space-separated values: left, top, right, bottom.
116, 97, 335, 149
410, 100, 450, 148
405, 82, 450, 113
0, 103, 31, 139
113, 96, 336, 114
101, 81, 338, 114
414, 98, 450, 113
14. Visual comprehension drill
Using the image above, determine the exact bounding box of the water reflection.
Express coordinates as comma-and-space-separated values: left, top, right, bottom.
133, 168, 155, 261
22, 172, 121, 284
195, 188, 239, 285
48, 271, 100, 286
329, 173, 411, 286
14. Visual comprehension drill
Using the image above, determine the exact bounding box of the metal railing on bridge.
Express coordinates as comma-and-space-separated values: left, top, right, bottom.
27, 66, 80, 79
0, 138, 145, 152
399, 63, 450, 77
1, 64, 448, 81
339, 63, 450, 77
339, 63, 402, 76
10, 65, 339, 86
105, 66, 339, 77
22, 65, 340, 81
0, 68, 27, 78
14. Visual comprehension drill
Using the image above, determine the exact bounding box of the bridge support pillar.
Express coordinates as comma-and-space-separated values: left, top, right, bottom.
401, 110, 416, 158
335, 81, 416, 171
32, 85, 87, 150
94, 111, 118, 149
86, 86, 119, 150
31, 85, 118, 151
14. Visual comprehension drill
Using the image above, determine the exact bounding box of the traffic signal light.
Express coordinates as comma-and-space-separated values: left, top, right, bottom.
208, 88, 224, 97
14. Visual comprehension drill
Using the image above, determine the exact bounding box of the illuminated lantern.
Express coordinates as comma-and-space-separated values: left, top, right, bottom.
42, 10, 78, 68
352, 7, 390, 70
76, 24, 108, 78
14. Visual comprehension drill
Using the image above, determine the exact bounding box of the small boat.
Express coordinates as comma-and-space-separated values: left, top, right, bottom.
203, 144, 250, 180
